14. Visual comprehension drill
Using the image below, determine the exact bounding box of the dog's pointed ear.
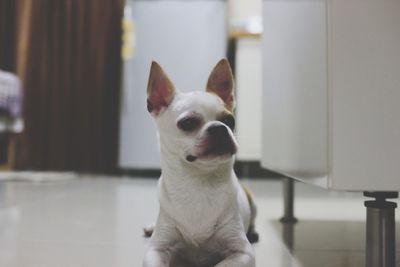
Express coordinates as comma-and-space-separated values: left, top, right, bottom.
206, 59, 235, 110
147, 61, 176, 116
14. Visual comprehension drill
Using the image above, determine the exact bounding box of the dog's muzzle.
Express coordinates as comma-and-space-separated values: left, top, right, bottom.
186, 123, 237, 163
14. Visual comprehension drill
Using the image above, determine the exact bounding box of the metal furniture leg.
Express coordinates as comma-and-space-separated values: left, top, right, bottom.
364, 192, 398, 267
281, 221, 295, 252
280, 177, 298, 223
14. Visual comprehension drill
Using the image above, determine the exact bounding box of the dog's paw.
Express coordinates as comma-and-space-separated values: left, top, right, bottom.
143, 224, 154, 238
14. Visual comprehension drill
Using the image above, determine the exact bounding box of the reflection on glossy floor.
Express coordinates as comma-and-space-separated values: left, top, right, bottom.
0, 172, 399, 267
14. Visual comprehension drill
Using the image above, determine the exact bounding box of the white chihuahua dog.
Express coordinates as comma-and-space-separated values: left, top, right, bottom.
143, 59, 258, 267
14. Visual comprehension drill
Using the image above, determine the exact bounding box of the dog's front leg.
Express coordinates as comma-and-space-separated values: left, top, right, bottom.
215, 233, 255, 267
143, 247, 173, 267
143, 211, 180, 267
215, 247, 255, 267
143, 234, 180, 267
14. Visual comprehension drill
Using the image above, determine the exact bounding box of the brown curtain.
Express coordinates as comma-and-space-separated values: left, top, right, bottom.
0, 0, 17, 72
12, 0, 123, 173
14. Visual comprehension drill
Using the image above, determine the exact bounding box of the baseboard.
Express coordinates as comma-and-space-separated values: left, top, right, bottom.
119, 168, 161, 178
234, 161, 283, 179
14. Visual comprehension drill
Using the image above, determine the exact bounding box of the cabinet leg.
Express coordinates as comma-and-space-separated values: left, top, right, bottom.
364, 192, 398, 267
280, 177, 298, 223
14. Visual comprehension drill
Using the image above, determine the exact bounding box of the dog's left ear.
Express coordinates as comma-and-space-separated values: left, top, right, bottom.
206, 59, 235, 110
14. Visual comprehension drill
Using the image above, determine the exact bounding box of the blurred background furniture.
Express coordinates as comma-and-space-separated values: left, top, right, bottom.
229, 16, 262, 162
261, 0, 400, 266
0, 70, 23, 168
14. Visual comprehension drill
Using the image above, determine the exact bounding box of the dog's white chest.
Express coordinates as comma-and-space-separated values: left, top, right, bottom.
159, 177, 235, 244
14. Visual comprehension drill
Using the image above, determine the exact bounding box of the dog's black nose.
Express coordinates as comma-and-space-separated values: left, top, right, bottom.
207, 124, 228, 137
206, 124, 236, 156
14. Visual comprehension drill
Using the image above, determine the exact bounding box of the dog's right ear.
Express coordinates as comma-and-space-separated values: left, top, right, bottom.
147, 61, 176, 116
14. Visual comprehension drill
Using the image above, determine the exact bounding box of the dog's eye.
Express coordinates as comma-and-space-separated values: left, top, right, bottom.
220, 115, 235, 131
178, 117, 201, 132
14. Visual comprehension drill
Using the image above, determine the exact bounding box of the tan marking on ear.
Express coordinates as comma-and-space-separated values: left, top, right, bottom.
216, 110, 235, 121
206, 91, 235, 111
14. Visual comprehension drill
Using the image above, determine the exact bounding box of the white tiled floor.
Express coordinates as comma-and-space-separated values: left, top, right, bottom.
0, 172, 399, 267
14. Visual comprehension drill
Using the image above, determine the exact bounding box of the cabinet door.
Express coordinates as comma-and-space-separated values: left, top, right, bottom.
330, 0, 400, 190
261, 0, 329, 187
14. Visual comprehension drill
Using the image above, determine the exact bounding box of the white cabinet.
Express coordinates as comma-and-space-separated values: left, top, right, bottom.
235, 38, 262, 161
261, 0, 400, 191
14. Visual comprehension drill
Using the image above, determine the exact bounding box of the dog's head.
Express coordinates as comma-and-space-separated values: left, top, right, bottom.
147, 59, 237, 167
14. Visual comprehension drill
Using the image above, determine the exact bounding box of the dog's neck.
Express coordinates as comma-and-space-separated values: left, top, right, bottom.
160, 144, 234, 184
